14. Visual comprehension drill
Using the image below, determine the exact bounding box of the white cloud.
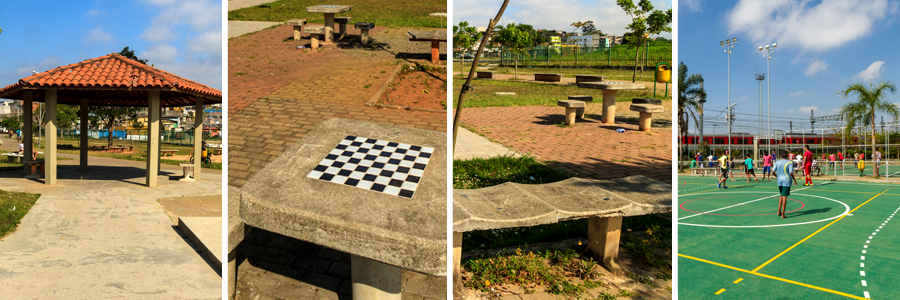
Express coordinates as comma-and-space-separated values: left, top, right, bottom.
140, 44, 178, 64
84, 27, 114, 45
140, 0, 221, 42
805, 59, 829, 76
789, 90, 805, 97
188, 31, 222, 53
682, 0, 703, 12
853, 61, 886, 82
454, 0, 670, 37
12, 57, 65, 78
140, 26, 174, 42
86, 9, 105, 18
727, 0, 890, 52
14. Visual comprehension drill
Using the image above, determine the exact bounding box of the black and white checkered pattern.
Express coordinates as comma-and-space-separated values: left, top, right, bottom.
307, 135, 434, 198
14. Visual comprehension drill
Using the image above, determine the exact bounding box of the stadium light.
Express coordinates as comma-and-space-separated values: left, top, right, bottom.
760, 42, 777, 155
722, 37, 737, 154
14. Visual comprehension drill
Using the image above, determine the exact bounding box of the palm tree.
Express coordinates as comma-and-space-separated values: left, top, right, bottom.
678, 61, 706, 170
842, 81, 900, 178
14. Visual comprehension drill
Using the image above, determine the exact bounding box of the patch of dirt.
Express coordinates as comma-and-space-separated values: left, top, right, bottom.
167, 154, 223, 163
380, 65, 447, 110
158, 195, 222, 224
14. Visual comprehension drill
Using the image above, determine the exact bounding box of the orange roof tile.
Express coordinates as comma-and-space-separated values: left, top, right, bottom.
0, 53, 222, 107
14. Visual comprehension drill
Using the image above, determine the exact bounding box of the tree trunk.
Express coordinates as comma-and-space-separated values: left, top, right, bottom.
106, 118, 114, 148
632, 44, 639, 83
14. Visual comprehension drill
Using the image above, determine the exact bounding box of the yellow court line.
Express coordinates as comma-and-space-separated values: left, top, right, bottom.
751, 189, 888, 272
800, 189, 900, 196
733, 278, 743, 284
679, 254, 868, 300
715, 289, 726, 295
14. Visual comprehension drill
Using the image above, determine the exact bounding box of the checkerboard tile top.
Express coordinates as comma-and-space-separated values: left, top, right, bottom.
307, 135, 435, 198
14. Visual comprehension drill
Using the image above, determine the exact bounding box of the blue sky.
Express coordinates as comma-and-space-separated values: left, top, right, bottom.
454, 0, 672, 38
0, 0, 222, 93
680, 0, 900, 135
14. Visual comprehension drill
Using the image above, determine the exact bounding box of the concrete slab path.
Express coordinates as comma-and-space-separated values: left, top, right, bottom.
453, 127, 520, 160
0, 149, 222, 298
228, 20, 282, 38
179, 217, 224, 272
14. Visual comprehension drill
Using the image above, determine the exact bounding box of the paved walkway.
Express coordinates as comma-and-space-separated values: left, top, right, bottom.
228, 24, 447, 299
459, 102, 673, 184
228, 0, 276, 11
0, 140, 222, 298
453, 127, 520, 160
228, 20, 282, 38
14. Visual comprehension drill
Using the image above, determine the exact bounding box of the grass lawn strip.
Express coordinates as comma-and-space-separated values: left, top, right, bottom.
228, 0, 446, 28
0, 189, 41, 239
452, 77, 671, 108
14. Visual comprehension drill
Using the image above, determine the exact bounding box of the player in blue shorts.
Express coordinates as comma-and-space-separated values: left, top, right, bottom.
773, 150, 797, 218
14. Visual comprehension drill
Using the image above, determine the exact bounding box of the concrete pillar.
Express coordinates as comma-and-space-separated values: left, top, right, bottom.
452, 231, 463, 297
601, 90, 618, 125
311, 35, 320, 49
194, 97, 204, 180
431, 41, 440, 64
588, 216, 623, 271
576, 107, 585, 119
23, 92, 33, 176
351, 255, 401, 300
80, 98, 89, 171
324, 13, 335, 43
147, 90, 160, 187
228, 252, 236, 300
293, 26, 303, 41
361, 29, 370, 45
338, 22, 347, 39
565, 107, 577, 125
45, 89, 57, 185
638, 111, 652, 131
157, 104, 162, 173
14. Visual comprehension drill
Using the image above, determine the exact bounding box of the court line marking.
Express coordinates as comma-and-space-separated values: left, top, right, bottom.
679, 254, 869, 300
733, 278, 743, 284
679, 193, 849, 228
715, 288, 726, 295
678, 183, 828, 220
750, 189, 888, 272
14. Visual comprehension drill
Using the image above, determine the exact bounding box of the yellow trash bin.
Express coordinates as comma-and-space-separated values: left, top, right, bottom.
656, 64, 671, 83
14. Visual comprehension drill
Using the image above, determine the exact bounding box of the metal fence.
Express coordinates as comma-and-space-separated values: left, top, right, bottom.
51, 129, 222, 147
457, 44, 672, 69
679, 160, 897, 183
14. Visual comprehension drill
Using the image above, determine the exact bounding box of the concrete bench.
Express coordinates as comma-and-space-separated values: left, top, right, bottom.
557, 100, 585, 125
453, 175, 671, 286
355, 22, 375, 46
303, 25, 332, 49
178, 162, 195, 181
3, 152, 24, 163
534, 73, 562, 82
227, 186, 244, 300
161, 150, 177, 156
241, 118, 445, 299
287, 19, 307, 41
476, 71, 493, 79
629, 98, 664, 131
90, 145, 108, 151
24, 159, 45, 179
334, 17, 351, 39
117, 145, 135, 152
574, 74, 605, 83
109, 146, 127, 153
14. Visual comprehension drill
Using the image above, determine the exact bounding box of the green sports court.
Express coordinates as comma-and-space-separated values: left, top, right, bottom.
678, 176, 899, 299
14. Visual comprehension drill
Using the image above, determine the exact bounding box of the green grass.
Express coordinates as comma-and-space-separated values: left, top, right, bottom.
453, 155, 571, 189
228, 0, 446, 28
463, 247, 606, 296
452, 77, 671, 108
0, 189, 41, 239
465, 43, 672, 70
484, 66, 665, 82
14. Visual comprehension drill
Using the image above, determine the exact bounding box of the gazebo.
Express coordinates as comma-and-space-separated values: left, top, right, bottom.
0, 53, 222, 187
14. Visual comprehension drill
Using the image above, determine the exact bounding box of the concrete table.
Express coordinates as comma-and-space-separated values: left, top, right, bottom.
306, 5, 351, 43
241, 118, 446, 299
577, 81, 645, 125
408, 30, 447, 64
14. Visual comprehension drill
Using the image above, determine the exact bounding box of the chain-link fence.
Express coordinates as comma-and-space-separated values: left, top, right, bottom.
52, 129, 222, 148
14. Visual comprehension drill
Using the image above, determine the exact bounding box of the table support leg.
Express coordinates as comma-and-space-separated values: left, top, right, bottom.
324, 13, 335, 43
588, 216, 622, 272
351, 255, 401, 300
431, 40, 440, 64
601, 90, 617, 125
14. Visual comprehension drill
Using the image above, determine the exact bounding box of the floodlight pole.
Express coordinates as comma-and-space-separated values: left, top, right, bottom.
838, 91, 846, 156
722, 37, 737, 155
760, 43, 776, 155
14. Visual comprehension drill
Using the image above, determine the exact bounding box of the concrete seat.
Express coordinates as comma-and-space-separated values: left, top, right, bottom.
558, 100, 586, 125
334, 17, 352, 38
574, 74, 605, 83
178, 162, 195, 181
476, 71, 493, 78
287, 19, 307, 41
24, 159, 44, 179
303, 25, 332, 49
354, 22, 375, 45
629, 102, 664, 131
567, 95, 593, 119
534, 73, 562, 82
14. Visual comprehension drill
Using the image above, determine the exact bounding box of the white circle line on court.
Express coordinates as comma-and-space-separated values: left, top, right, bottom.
678, 192, 850, 228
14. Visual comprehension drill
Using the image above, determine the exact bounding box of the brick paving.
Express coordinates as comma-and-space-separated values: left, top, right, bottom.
458, 101, 672, 184
228, 23, 447, 299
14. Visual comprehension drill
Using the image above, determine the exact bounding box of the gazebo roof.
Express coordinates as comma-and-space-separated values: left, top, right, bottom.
0, 53, 222, 107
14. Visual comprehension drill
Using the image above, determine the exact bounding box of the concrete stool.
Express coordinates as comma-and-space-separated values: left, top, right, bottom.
476, 71, 493, 78
287, 19, 307, 41
334, 17, 352, 39
178, 162, 195, 181
535, 73, 562, 82
629, 98, 664, 131
355, 22, 375, 45
568, 95, 593, 119
558, 100, 585, 125
303, 25, 331, 49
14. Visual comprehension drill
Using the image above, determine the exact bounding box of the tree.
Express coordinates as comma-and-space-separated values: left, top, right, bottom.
1, 115, 22, 132
91, 47, 148, 147
678, 61, 706, 171
453, 21, 482, 74
495, 23, 532, 79
617, 0, 671, 82
842, 81, 900, 178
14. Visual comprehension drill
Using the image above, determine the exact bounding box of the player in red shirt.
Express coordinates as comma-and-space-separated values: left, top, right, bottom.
802, 145, 814, 186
